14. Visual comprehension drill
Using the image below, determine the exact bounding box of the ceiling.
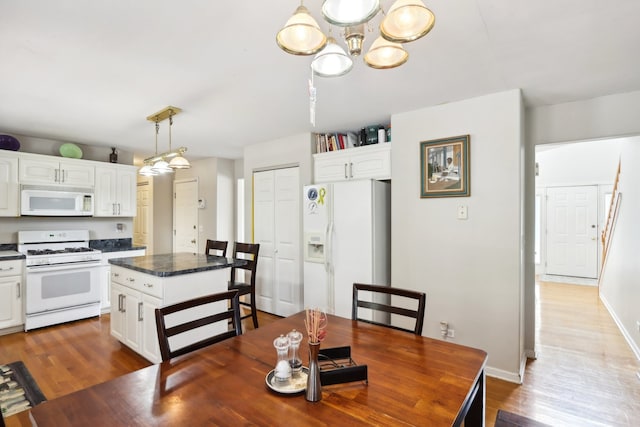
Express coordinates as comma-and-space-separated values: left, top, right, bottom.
2, 1, 640, 162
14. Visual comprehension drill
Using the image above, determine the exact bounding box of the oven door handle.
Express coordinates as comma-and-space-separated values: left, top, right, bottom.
26, 261, 102, 272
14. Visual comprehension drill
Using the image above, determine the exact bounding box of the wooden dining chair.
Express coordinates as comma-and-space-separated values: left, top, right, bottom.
352, 283, 426, 335
228, 242, 260, 329
205, 239, 228, 257
154, 290, 242, 362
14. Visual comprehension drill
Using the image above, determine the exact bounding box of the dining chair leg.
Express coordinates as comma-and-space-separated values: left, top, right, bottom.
250, 290, 259, 328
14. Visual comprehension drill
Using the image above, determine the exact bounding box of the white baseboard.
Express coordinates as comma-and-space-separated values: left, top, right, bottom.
600, 293, 640, 361
485, 365, 523, 384
524, 348, 538, 360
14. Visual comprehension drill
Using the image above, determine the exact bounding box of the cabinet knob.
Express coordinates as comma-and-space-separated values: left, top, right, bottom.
143, 283, 154, 288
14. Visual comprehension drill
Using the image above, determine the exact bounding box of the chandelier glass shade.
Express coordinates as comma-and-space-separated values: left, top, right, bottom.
276, 5, 328, 55
363, 36, 408, 69
311, 37, 354, 77
321, 0, 380, 26
276, 0, 435, 75
380, 0, 435, 43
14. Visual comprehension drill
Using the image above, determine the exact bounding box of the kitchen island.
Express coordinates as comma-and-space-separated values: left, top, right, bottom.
108, 252, 244, 363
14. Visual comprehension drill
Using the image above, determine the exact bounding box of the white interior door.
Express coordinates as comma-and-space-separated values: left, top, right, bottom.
173, 179, 199, 253
254, 171, 275, 313
134, 180, 152, 253
546, 185, 598, 278
253, 167, 301, 316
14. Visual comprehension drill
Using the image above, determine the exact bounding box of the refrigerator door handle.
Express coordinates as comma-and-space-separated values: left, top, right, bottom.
325, 221, 334, 273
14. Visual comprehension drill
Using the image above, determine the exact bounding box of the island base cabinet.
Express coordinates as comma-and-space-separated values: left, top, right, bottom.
109, 265, 229, 364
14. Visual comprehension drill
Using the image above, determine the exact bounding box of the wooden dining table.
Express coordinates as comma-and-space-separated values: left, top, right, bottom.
29, 312, 487, 426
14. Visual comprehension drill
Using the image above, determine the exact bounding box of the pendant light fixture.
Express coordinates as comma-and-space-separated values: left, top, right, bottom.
138, 106, 190, 176
276, 0, 436, 76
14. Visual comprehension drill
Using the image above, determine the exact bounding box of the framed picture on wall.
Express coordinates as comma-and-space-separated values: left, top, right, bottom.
420, 135, 470, 198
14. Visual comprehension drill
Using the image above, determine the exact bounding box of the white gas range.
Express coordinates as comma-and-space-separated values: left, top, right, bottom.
18, 230, 102, 331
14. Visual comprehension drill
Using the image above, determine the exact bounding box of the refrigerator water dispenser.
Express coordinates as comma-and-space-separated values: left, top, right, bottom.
304, 232, 325, 263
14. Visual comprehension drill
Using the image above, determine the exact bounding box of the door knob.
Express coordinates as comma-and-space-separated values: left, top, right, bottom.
191, 239, 196, 244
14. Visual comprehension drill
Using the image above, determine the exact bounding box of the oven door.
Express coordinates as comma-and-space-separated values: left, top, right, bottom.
25, 262, 101, 315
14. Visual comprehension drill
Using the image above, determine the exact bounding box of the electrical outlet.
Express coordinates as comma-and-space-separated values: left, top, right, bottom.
447, 329, 455, 338
457, 205, 468, 220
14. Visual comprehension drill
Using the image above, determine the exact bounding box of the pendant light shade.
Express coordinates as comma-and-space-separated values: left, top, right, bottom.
169, 153, 191, 169
364, 36, 408, 69
151, 159, 173, 174
321, 0, 380, 26
311, 37, 353, 77
276, 5, 328, 55
138, 164, 158, 176
380, 0, 435, 43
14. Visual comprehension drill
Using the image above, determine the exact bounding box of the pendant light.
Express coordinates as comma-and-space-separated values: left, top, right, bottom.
276, 3, 327, 55
150, 115, 173, 174
321, 0, 380, 26
364, 36, 408, 69
380, 0, 436, 43
311, 37, 353, 77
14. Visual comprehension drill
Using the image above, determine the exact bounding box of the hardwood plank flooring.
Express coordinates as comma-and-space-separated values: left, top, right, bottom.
2, 283, 639, 426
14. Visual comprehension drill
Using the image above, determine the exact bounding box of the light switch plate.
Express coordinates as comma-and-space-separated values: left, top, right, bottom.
457, 205, 468, 220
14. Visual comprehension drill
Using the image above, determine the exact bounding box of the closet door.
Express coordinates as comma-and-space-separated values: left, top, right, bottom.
253, 167, 301, 316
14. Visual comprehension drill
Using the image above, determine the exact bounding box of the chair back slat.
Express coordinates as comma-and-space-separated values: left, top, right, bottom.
205, 239, 228, 258
155, 290, 242, 361
352, 283, 426, 335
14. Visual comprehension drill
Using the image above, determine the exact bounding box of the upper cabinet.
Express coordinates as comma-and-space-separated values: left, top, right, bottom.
20, 156, 95, 187
313, 144, 391, 183
0, 152, 19, 217
94, 165, 137, 217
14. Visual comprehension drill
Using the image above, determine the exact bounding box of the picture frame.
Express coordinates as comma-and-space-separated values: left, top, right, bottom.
420, 135, 470, 198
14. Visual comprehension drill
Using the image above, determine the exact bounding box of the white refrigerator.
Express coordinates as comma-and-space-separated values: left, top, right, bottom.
303, 179, 390, 319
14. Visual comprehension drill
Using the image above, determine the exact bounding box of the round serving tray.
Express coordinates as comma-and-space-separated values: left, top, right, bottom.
265, 367, 309, 394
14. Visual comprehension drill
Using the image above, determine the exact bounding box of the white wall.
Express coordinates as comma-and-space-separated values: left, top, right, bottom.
599, 138, 640, 359
391, 89, 525, 381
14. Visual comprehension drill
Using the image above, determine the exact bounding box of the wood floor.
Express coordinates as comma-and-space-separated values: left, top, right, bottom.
2, 282, 639, 426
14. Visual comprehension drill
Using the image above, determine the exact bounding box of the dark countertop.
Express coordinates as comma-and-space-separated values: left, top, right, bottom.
108, 252, 245, 277
90, 238, 146, 253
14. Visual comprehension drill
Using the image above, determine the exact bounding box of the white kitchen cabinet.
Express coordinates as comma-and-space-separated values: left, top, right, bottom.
0, 259, 24, 331
109, 264, 229, 363
0, 153, 19, 217
100, 249, 146, 312
20, 155, 95, 187
313, 143, 391, 183
94, 165, 137, 217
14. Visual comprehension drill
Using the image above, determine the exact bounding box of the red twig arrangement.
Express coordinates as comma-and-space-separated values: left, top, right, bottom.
304, 308, 328, 344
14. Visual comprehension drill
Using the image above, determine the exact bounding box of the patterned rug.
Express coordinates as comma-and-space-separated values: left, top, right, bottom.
0, 361, 47, 419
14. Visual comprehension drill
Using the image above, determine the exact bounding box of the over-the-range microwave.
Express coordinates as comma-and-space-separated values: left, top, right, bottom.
21, 185, 94, 216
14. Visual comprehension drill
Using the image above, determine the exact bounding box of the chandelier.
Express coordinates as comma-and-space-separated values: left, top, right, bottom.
138, 106, 191, 176
276, 0, 435, 76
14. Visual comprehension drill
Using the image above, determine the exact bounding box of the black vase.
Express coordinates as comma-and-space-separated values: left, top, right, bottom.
110, 147, 118, 163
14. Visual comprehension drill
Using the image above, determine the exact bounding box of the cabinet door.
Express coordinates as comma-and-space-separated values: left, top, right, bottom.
94, 167, 118, 216
0, 275, 22, 329
116, 168, 137, 217
19, 158, 59, 184
110, 283, 125, 341
350, 146, 391, 180
0, 155, 19, 217
314, 153, 351, 183
123, 288, 142, 352
59, 161, 95, 187
141, 294, 162, 363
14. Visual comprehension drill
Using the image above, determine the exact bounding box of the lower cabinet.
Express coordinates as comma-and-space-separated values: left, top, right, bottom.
109, 265, 229, 363
0, 259, 23, 331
